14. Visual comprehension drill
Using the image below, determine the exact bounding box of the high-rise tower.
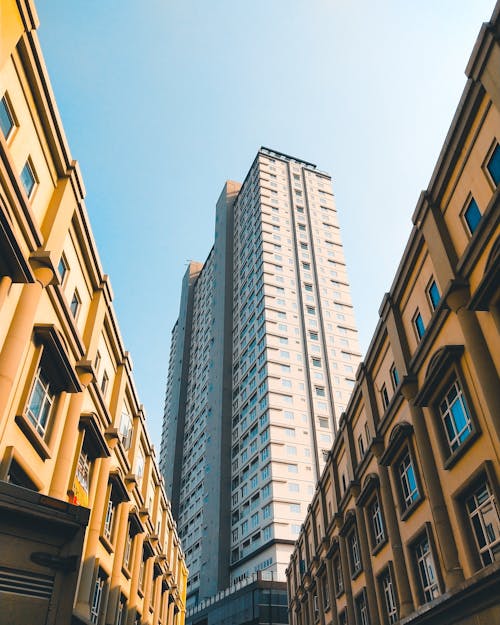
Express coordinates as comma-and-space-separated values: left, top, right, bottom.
160, 148, 362, 608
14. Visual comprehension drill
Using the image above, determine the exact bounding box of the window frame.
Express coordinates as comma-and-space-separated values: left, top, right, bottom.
452, 464, 500, 573
347, 524, 362, 578
462, 195, 482, 236
368, 493, 386, 552
413, 310, 425, 341
397, 446, 421, 517
378, 564, 399, 625
20, 157, 38, 199
484, 140, 500, 188
354, 587, 370, 625
410, 527, 442, 605
25, 367, 54, 439
427, 278, 441, 312
415, 349, 480, 469
0, 92, 17, 140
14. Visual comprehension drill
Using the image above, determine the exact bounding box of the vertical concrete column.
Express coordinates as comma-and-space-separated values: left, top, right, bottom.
374, 461, 414, 617
166, 596, 175, 625
128, 532, 145, 624
0, 261, 53, 427
142, 556, 154, 618
339, 536, 355, 625
306, 587, 315, 625
447, 285, 500, 438
325, 558, 339, 625
105, 502, 130, 624
152, 574, 162, 624
402, 379, 464, 590
74, 455, 112, 619
354, 504, 380, 625
49, 363, 94, 500
316, 572, 326, 625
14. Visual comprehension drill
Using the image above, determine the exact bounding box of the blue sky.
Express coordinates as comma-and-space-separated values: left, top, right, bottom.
36, 0, 497, 448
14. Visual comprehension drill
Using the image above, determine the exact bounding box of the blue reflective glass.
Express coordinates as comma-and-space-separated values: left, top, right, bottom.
464, 198, 481, 234
21, 162, 35, 197
0, 97, 14, 138
487, 144, 500, 185
429, 281, 440, 310
415, 313, 425, 339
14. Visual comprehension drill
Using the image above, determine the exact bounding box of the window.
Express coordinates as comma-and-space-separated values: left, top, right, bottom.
119, 410, 133, 450
390, 365, 399, 390
58, 254, 69, 284
135, 448, 145, 489
101, 370, 109, 396
333, 555, 343, 595
20, 159, 36, 198
76, 448, 91, 499
123, 525, 133, 570
414, 311, 425, 341
380, 568, 398, 624
306, 306, 316, 315
381, 384, 389, 410
466, 479, 500, 567
486, 143, 500, 185
312, 357, 321, 368
355, 589, 370, 625
0, 94, 15, 138
348, 527, 362, 576
263, 504, 271, 519
398, 449, 420, 510
321, 574, 329, 610
309, 331, 318, 341
414, 535, 440, 602
304, 283, 312, 291
315, 386, 325, 397
438, 378, 472, 452
290, 503, 301, 513
116, 595, 127, 625
103, 493, 116, 542
339, 610, 348, 625
464, 197, 481, 234
369, 496, 385, 547
26, 368, 54, 437
90, 569, 106, 624
70, 289, 81, 318
358, 434, 366, 459
428, 280, 441, 311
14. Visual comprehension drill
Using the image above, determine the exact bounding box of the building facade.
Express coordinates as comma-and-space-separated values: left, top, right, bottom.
161, 149, 362, 608
0, 1, 187, 624
287, 4, 500, 625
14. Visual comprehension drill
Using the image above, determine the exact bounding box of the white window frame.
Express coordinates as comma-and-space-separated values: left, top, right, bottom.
26, 368, 53, 438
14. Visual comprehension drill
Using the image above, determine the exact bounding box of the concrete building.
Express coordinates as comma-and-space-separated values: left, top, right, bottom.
287, 3, 500, 625
0, 1, 187, 624
161, 149, 362, 610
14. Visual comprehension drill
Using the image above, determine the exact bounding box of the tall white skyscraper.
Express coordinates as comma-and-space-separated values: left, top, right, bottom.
160, 148, 362, 608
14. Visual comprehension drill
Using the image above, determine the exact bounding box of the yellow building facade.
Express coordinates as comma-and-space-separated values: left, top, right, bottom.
287, 4, 500, 625
0, 2, 187, 624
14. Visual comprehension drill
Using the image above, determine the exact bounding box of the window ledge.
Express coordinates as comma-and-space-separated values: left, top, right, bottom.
443, 431, 479, 470
400, 496, 424, 522
371, 538, 388, 556
351, 566, 363, 581
99, 534, 114, 554
15, 414, 51, 460
121, 565, 131, 580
